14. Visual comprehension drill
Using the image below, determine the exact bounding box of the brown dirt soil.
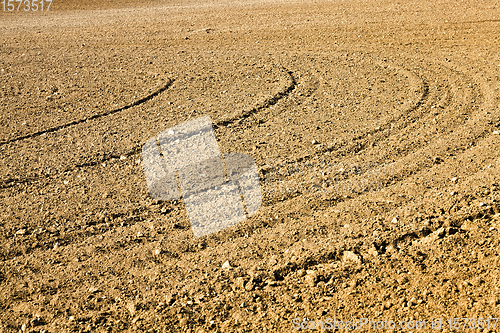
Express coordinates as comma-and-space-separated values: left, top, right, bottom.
1, 0, 500, 332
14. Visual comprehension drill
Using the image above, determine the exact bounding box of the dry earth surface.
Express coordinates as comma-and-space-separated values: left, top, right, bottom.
1, 0, 500, 331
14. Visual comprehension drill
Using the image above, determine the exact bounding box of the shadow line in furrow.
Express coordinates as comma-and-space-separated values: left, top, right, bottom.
256, 72, 430, 193
0, 79, 175, 147
258, 60, 489, 208
0, 69, 299, 261
213, 66, 297, 129
0, 207, 150, 262
3, 61, 487, 261
454, 19, 500, 25
253, 58, 494, 209
0, 64, 424, 260
221, 59, 429, 177
0, 68, 297, 190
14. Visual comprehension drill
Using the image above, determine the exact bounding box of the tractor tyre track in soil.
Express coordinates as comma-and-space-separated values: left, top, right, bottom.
1, 0, 500, 331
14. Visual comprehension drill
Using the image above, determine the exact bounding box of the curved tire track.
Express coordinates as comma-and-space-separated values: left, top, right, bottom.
0, 80, 175, 147
0, 67, 298, 261
0, 68, 297, 190
2, 54, 498, 266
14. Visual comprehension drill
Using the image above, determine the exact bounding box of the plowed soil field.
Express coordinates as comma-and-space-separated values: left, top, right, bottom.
1, 0, 500, 331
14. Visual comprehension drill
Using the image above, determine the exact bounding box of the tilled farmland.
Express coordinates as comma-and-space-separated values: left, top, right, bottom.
1, 0, 500, 331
